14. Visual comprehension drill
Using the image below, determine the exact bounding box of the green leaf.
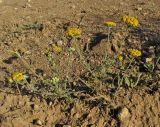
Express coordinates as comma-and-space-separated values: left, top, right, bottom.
125, 77, 130, 86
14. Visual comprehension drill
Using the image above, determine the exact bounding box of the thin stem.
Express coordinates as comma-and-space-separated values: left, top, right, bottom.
73, 38, 82, 60
72, 37, 93, 74
15, 51, 44, 81
133, 73, 142, 87
79, 77, 112, 103
15, 82, 21, 95
107, 27, 111, 43
126, 57, 134, 70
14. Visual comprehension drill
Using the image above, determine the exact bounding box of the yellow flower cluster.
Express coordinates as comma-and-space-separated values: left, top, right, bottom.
117, 55, 123, 61
104, 21, 116, 27
52, 44, 62, 53
66, 27, 81, 38
129, 49, 142, 57
9, 72, 26, 82
51, 77, 60, 84
122, 15, 139, 27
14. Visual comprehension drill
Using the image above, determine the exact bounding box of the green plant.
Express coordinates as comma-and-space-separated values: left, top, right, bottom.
124, 73, 142, 87
115, 54, 143, 88
4, 15, 159, 104
144, 56, 160, 73
22, 21, 43, 31
104, 21, 116, 42
43, 76, 72, 101
7, 48, 72, 101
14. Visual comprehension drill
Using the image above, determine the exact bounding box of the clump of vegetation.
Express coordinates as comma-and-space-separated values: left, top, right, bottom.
22, 21, 44, 31
4, 15, 160, 102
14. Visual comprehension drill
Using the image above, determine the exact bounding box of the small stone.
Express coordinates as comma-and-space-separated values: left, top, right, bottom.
111, 119, 117, 126
73, 82, 77, 86
71, 5, 76, 9
63, 125, 71, 127
143, 12, 148, 16
145, 57, 153, 63
18, 101, 22, 105
136, 7, 143, 11
31, 104, 39, 110
157, 64, 160, 70
127, 38, 132, 43
120, 2, 125, 5
118, 107, 130, 122
25, 50, 32, 55
26, 3, 31, 7
48, 101, 53, 106
144, 36, 149, 41
111, 42, 119, 53
56, 40, 63, 46
33, 119, 42, 126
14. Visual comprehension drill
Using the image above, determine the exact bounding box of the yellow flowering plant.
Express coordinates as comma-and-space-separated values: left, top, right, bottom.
104, 21, 116, 42
52, 44, 62, 54
129, 49, 142, 58
8, 72, 28, 95
9, 72, 27, 83
122, 15, 139, 27
104, 21, 116, 28
117, 55, 124, 61
51, 77, 60, 85
66, 27, 81, 38
66, 27, 83, 60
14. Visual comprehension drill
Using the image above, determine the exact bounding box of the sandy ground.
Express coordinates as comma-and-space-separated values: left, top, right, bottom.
0, 0, 160, 127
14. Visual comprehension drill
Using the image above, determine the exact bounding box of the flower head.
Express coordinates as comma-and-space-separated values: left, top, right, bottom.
117, 55, 124, 61
66, 27, 81, 38
129, 49, 142, 57
122, 15, 139, 27
51, 77, 60, 84
104, 21, 116, 28
68, 47, 76, 52
52, 44, 62, 53
9, 72, 27, 82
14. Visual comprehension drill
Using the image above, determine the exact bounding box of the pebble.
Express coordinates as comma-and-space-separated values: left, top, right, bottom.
143, 12, 148, 16
111, 119, 117, 126
63, 125, 71, 127
157, 64, 160, 70
117, 107, 130, 122
71, 5, 76, 9
48, 101, 53, 106
26, 3, 31, 8
25, 50, 32, 55
145, 57, 153, 63
33, 119, 42, 126
144, 36, 149, 41
31, 104, 39, 110
56, 40, 64, 46
136, 7, 143, 11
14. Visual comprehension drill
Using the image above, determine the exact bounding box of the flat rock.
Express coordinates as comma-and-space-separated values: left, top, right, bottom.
118, 107, 130, 122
